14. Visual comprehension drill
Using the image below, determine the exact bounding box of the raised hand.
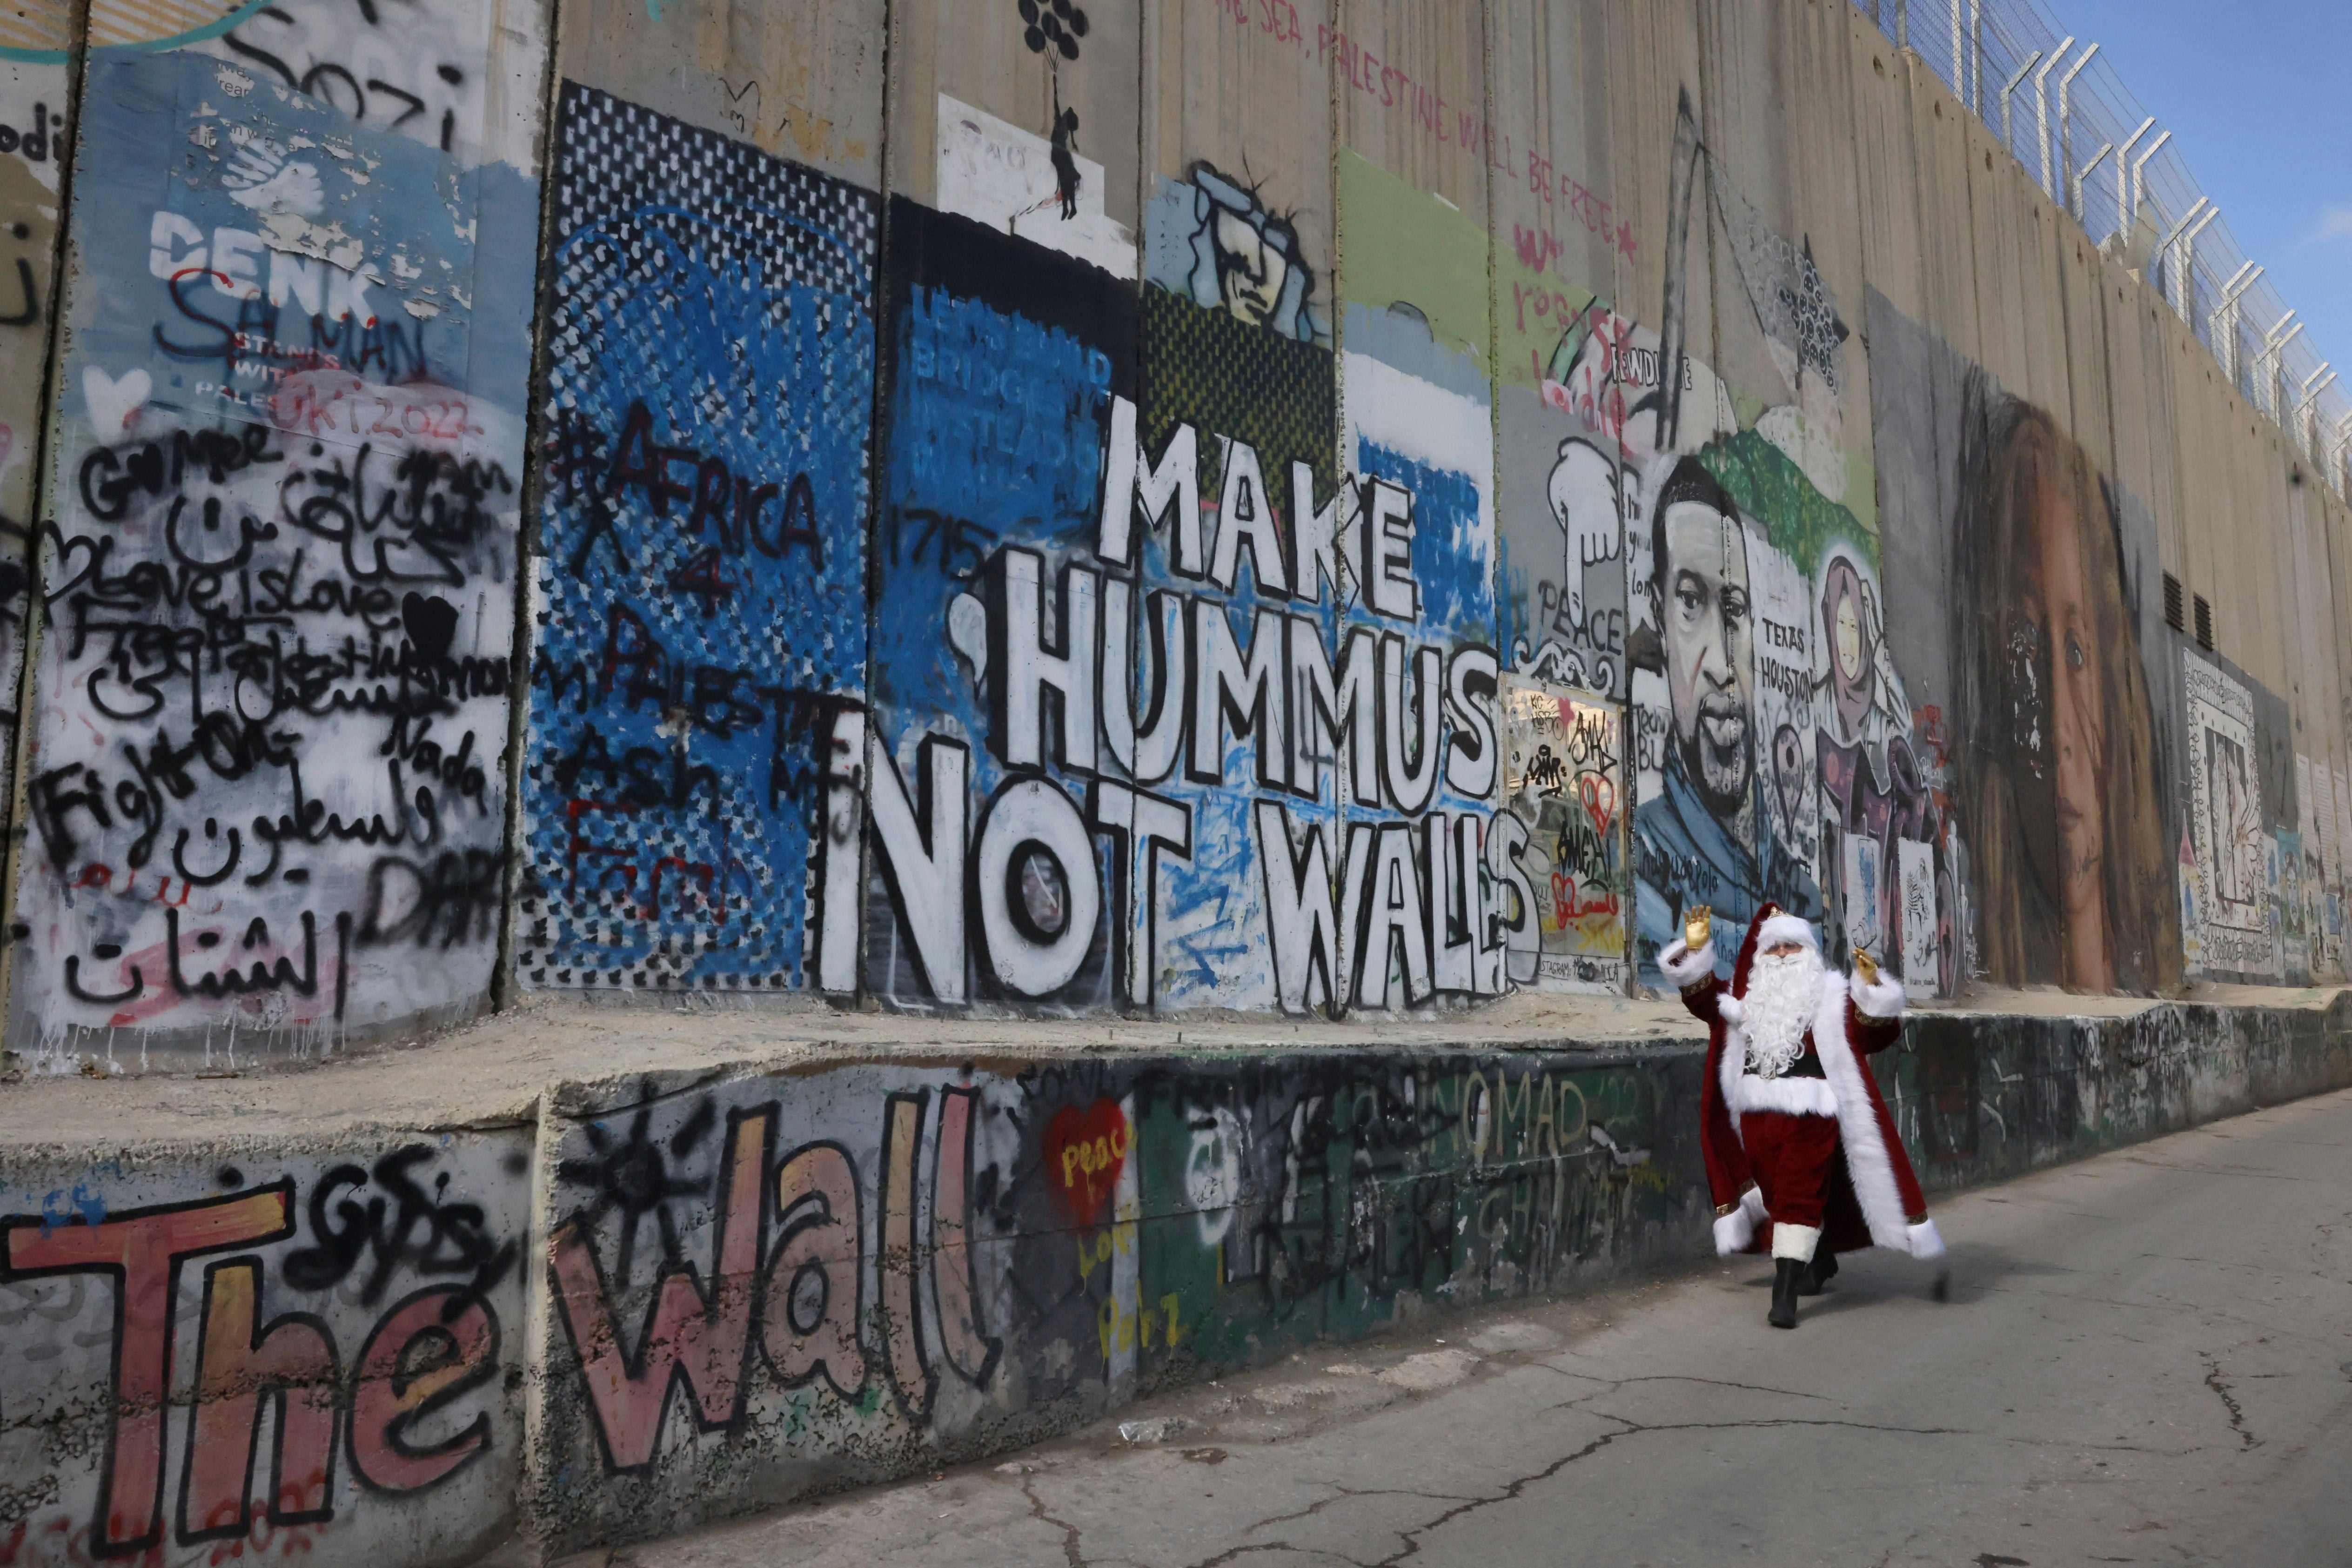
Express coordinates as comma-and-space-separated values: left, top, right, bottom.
1683, 905, 1712, 952
1852, 945, 1881, 986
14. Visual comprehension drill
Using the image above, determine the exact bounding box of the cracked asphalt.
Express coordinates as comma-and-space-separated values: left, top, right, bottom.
578, 1086, 2352, 1567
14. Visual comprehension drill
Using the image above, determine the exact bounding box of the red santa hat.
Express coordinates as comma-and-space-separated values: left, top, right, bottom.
1753, 911, 1818, 954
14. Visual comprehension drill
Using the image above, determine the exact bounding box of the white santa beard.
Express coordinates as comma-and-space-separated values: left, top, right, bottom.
1742, 950, 1823, 1076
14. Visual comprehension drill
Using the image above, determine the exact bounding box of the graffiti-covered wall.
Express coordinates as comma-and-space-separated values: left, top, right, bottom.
516, 84, 873, 993
7, 4, 2352, 1563
0, 1131, 530, 1568
0, 0, 2349, 1068
6, 1002, 2344, 1562
11, 2, 547, 1067
532, 1045, 1697, 1547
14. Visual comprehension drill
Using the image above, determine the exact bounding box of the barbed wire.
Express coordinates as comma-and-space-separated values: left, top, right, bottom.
1864, 0, 2350, 498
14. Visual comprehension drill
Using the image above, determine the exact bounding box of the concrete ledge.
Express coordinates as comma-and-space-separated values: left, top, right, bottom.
0, 991, 2344, 1566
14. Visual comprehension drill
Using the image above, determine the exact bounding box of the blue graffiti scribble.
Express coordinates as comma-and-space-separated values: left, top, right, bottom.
38, 1183, 107, 1237
1354, 438, 1490, 643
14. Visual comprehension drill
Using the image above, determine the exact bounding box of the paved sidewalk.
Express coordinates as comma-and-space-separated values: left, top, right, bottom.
568, 1087, 2352, 1568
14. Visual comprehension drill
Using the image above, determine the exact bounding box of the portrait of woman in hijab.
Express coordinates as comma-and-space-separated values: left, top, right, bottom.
1951, 372, 2179, 992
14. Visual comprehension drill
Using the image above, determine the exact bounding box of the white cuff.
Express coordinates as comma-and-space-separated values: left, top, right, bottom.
1661, 938, 1717, 990
1907, 1219, 1945, 1259
1740, 1186, 1769, 1226
1770, 1222, 1822, 1262
1850, 971, 1907, 1019
1712, 1206, 1755, 1256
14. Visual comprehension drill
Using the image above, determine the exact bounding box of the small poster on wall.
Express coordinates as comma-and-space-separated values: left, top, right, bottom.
1898, 838, 1937, 998
2184, 653, 2282, 979
1843, 832, 1883, 963
1497, 674, 1629, 994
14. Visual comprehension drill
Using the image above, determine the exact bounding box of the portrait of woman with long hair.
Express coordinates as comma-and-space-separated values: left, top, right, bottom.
1951, 372, 2179, 992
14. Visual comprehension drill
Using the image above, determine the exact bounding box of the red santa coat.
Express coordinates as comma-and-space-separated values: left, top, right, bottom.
1661, 903, 1945, 1260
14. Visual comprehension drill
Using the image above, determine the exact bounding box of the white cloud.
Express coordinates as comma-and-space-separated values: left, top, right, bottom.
2308, 206, 2352, 245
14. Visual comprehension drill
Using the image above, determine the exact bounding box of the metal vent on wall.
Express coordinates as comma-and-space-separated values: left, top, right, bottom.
2164, 572, 2186, 632
2194, 595, 2214, 651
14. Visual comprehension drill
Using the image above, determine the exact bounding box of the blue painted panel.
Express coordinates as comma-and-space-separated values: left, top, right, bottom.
518, 84, 873, 992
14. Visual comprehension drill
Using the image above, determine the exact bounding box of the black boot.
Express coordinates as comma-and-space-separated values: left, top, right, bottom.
1769, 1258, 1803, 1328
1800, 1249, 1839, 1296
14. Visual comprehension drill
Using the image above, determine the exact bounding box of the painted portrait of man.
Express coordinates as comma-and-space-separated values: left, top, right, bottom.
1633, 457, 1821, 979
1158, 162, 1323, 344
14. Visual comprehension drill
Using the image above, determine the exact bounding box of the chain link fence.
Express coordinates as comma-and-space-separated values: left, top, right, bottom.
1866, 0, 2351, 498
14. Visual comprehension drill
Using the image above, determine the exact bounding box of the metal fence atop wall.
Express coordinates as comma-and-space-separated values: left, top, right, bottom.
1866, 0, 2352, 496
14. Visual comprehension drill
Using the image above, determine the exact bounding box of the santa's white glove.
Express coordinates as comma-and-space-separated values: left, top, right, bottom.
1850, 964, 1907, 1020
1711, 1186, 1769, 1255
1659, 937, 1717, 992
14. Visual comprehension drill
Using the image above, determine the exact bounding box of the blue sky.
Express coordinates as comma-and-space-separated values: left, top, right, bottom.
2049, 0, 2352, 379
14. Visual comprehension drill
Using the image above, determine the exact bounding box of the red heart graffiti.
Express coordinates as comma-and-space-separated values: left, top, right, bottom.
1579, 772, 1617, 838
1043, 1099, 1129, 1230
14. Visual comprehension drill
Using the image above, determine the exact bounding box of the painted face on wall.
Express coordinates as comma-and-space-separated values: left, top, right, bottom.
1660, 498, 1753, 816
1822, 556, 1873, 734
2005, 442, 2111, 984
1212, 208, 1291, 327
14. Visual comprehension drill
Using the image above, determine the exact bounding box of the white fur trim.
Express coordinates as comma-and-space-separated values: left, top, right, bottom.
1713, 1207, 1755, 1256
1907, 1219, 1945, 1259
1727, 1073, 1840, 1117
1741, 1185, 1769, 1226
1717, 992, 1837, 1120
1715, 992, 1745, 1025
1756, 913, 1818, 952
1718, 1001, 1749, 1129
1809, 973, 1913, 1250
1850, 971, 1907, 1020
1770, 1222, 1822, 1262
1659, 938, 1716, 990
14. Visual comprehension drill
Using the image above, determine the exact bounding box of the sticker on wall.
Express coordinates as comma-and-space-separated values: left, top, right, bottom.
1897, 837, 1937, 998
1142, 161, 1327, 346
1843, 832, 1883, 959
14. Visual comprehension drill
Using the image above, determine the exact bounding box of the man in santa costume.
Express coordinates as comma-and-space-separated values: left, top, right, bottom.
1660, 901, 1945, 1328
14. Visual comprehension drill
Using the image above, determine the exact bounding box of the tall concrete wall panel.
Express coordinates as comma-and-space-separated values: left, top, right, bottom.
552, 0, 887, 186
0, 3, 2332, 1037
10, 2, 549, 1067
2054, 228, 2117, 491
0, 11, 72, 834
2098, 268, 2162, 530
1898, 54, 1982, 365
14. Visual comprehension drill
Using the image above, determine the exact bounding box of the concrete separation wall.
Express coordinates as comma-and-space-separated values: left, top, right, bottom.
6, 0, 2352, 1560
1, 990, 2346, 1561
0, 2, 2344, 1072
